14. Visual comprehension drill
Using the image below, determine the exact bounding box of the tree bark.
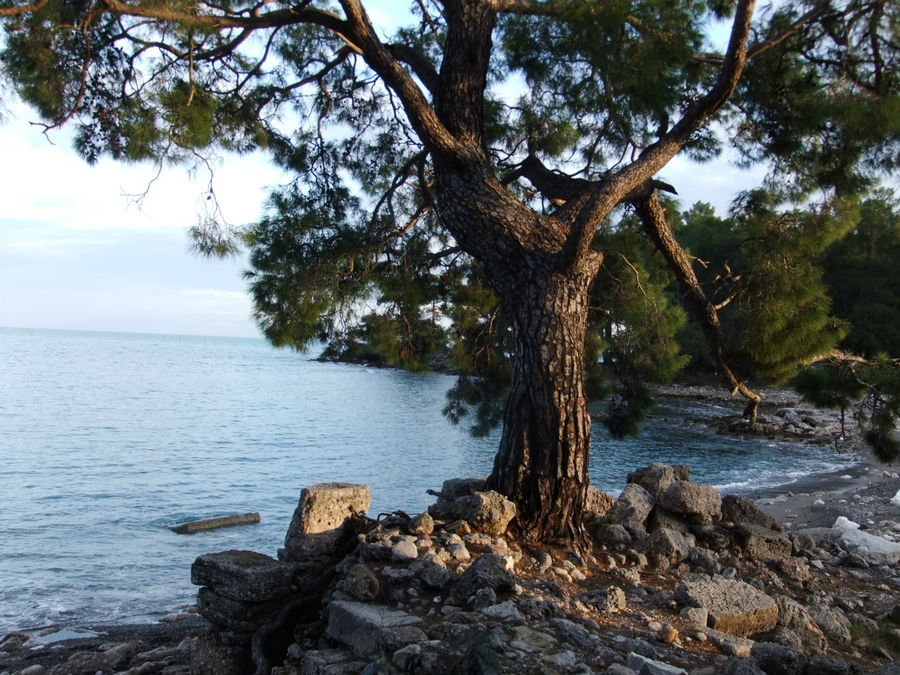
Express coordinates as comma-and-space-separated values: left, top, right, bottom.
487, 266, 594, 544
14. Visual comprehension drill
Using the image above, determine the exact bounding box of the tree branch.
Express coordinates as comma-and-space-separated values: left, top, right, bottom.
635, 192, 764, 423
0, 0, 48, 16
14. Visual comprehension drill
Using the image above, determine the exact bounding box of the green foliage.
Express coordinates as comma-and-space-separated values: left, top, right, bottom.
678, 192, 857, 384
824, 193, 900, 358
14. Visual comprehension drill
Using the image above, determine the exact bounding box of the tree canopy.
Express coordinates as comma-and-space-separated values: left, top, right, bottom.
3, 0, 899, 542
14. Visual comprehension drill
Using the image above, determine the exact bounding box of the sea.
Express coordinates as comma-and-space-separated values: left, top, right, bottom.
0, 326, 859, 633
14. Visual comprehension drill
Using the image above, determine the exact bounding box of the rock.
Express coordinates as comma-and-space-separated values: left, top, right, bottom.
409, 512, 434, 535
615, 483, 655, 535
381, 566, 415, 584
325, 600, 427, 658
585, 485, 616, 520
189, 633, 251, 675
749, 641, 808, 674
680, 606, 708, 625
806, 603, 852, 644
643, 528, 691, 565
657, 481, 722, 524
453, 490, 516, 536
480, 599, 525, 621
612, 636, 657, 659
646, 508, 691, 534
806, 654, 860, 675
392, 643, 423, 671
196, 587, 280, 632
595, 523, 633, 549
607, 665, 639, 675
767, 626, 804, 652
300, 648, 367, 675
337, 564, 381, 601
391, 538, 419, 563
833, 516, 860, 531
675, 575, 778, 637
452, 553, 516, 603
428, 477, 488, 519
191, 550, 293, 602
578, 586, 627, 613
472, 587, 497, 609
282, 483, 370, 560
838, 528, 900, 565
549, 618, 595, 649
627, 463, 691, 499
773, 595, 826, 654
697, 627, 755, 657
626, 652, 688, 675
722, 495, 783, 532
413, 552, 451, 589
734, 523, 792, 560
721, 656, 765, 675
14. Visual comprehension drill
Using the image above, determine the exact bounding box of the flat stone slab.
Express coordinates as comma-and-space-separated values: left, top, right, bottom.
191, 550, 293, 602
676, 575, 777, 638
169, 512, 259, 534
325, 600, 427, 658
735, 523, 792, 559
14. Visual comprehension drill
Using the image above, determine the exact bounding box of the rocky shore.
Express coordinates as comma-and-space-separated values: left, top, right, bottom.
4, 459, 900, 675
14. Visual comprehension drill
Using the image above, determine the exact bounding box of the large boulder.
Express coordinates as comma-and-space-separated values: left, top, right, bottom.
658, 481, 722, 525
282, 483, 370, 561
627, 463, 691, 499
615, 483, 655, 535
675, 575, 778, 638
721, 494, 783, 532
735, 523, 792, 560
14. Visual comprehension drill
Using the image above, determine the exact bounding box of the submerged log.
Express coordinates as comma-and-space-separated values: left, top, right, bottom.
170, 512, 260, 534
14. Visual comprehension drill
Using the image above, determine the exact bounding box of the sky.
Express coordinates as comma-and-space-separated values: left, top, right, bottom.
0, 6, 766, 340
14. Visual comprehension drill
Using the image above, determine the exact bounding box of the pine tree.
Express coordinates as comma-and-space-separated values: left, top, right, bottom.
3, 0, 899, 541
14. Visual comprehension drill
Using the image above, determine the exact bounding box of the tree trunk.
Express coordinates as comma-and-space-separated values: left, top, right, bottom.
486, 266, 594, 545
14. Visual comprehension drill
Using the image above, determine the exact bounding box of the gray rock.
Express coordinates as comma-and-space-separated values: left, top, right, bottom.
428, 477, 488, 520
325, 600, 427, 658
611, 636, 657, 659
721, 657, 765, 675
627, 463, 691, 499
479, 599, 524, 621
409, 512, 434, 535
606, 665, 638, 675
680, 606, 708, 625
196, 587, 279, 632
472, 587, 497, 609
735, 523, 792, 560
392, 643, 422, 671
453, 491, 516, 536
413, 552, 451, 589
643, 528, 691, 565
301, 648, 368, 675
189, 633, 251, 675
806, 603, 852, 644
658, 481, 722, 524
773, 595, 826, 654
615, 483, 655, 534
838, 528, 900, 565
721, 495, 783, 531
381, 566, 415, 584
646, 508, 691, 534
191, 550, 293, 602
549, 617, 595, 648
337, 564, 381, 602
578, 586, 627, 613
806, 654, 859, 675
283, 482, 370, 560
749, 641, 808, 674
697, 627, 755, 657
626, 652, 688, 675
767, 626, 804, 652
452, 553, 516, 602
675, 575, 777, 637
596, 523, 633, 549
391, 538, 418, 563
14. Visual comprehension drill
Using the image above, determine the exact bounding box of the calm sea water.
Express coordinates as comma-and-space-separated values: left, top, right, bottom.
0, 327, 857, 632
